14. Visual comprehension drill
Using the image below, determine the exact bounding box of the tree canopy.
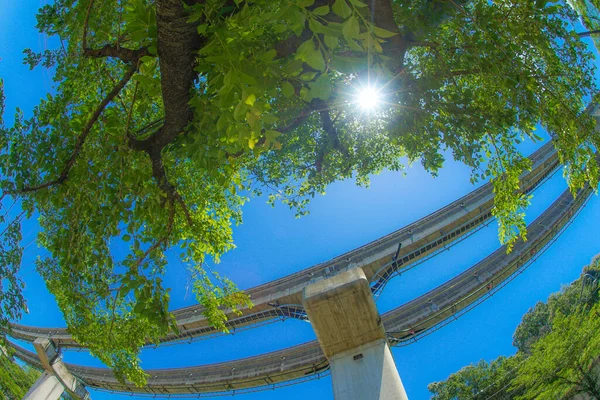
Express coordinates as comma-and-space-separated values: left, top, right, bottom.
0, 351, 42, 399
428, 255, 600, 400
569, 0, 600, 50
427, 355, 526, 400
514, 302, 600, 399
1, 0, 599, 384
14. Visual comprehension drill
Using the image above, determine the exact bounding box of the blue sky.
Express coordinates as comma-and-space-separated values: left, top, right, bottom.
2, 2, 600, 399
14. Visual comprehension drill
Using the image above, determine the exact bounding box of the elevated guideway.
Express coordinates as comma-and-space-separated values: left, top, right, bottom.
8, 179, 595, 396
7, 141, 560, 347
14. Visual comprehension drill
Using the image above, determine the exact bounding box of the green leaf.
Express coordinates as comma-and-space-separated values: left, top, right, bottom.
332, 0, 352, 18
324, 35, 339, 50
371, 25, 398, 38
245, 93, 256, 106
346, 37, 363, 52
265, 130, 282, 145
313, 5, 330, 16
347, 0, 367, 7
299, 71, 318, 81
305, 47, 326, 71
234, 101, 246, 121
223, 70, 234, 88
297, 0, 315, 7
300, 86, 313, 102
309, 18, 325, 34
119, 286, 129, 298
296, 39, 315, 61
309, 74, 332, 100
281, 81, 295, 98
196, 24, 207, 34
342, 16, 360, 41
217, 114, 228, 131
331, 55, 366, 74
321, 22, 344, 37
122, 234, 131, 242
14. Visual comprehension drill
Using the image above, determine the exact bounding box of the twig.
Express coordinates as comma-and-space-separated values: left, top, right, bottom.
82, 0, 97, 51
131, 199, 176, 271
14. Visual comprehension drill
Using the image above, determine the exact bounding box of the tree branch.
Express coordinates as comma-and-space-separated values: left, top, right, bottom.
84, 45, 150, 63
578, 30, 600, 38
82, 0, 150, 63
132, 198, 176, 271
311, 99, 348, 172
12, 64, 138, 194
82, 0, 96, 51
174, 192, 194, 228
369, 0, 406, 73
280, 106, 312, 133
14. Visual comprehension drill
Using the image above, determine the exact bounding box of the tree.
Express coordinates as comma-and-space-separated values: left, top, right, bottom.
0, 0, 599, 384
512, 301, 552, 354
0, 352, 41, 399
512, 269, 600, 354
513, 303, 600, 399
569, 0, 600, 50
428, 355, 526, 400
429, 256, 600, 399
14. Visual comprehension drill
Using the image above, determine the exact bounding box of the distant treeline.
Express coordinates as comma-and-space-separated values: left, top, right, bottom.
428, 255, 600, 400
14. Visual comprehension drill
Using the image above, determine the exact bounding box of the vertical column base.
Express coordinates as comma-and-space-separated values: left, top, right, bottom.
31, 338, 90, 400
22, 371, 65, 400
330, 339, 408, 400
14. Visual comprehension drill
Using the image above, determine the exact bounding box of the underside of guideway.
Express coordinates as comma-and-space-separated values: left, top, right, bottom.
7, 173, 596, 396
8, 141, 560, 347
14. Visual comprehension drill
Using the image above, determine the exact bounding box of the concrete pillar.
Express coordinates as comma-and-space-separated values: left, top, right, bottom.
303, 268, 408, 400
22, 371, 64, 400
27, 338, 90, 400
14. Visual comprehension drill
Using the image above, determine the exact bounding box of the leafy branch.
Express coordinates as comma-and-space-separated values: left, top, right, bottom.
7, 64, 138, 195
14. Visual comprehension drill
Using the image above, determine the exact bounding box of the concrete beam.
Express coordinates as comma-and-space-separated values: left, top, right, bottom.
303, 268, 386, 358
303, 268, 408, 399
33, 339, 59, 371
32, 338, 90, 400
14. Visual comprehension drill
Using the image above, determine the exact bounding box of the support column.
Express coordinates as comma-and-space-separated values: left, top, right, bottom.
303, 268, 408, 400
23, 371, 64, 400
24, 338, 90, 400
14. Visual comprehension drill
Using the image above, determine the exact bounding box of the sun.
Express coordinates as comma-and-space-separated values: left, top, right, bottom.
355, 86, 381, 111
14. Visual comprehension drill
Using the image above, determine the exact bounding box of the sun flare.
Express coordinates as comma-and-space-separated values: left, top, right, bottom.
355, 86, 381, 111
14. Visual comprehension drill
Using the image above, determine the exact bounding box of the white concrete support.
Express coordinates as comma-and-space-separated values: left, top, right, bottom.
330, 339, 406, 400
22, 371, 64, 400
26, 338, 90, 400
303, 268, 408, 400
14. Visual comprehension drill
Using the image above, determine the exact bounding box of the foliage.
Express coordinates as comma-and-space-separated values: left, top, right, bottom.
0, 83, 26, 337
569, 0, 600, 50
0, 352, 40, 399
429, 256, 600, 399
513, 258, 600, 354
193, 268, 253, 333
513, 303, 600, 399
428, 355, 526, 400
511, 301, 552, 355
0, 0, 599, 384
